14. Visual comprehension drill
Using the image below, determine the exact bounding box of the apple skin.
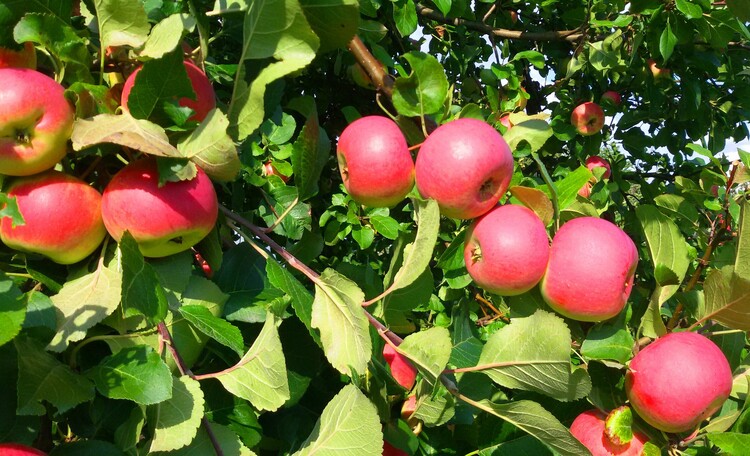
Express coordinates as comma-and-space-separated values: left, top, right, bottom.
464, 204, 549, 296
0, 42, 36, 69
601, 90, 622, 107
101, 158, 219, 258
382, 441, 408, 456
571, 102, 605, 136
647, 59, 671, 80
0, 68, 74, 176
570, 410, 649, 456
626, 332, 732, 434
121, 60, 216, 122
415, 118, 514, 220
0, 171, 106, 265
540, 217, 638, 322
0, 443, 47, 455
585, 156, 612, 179
383, 344, 417, 390
337, 116, 414, 208
498, 115, 513, 130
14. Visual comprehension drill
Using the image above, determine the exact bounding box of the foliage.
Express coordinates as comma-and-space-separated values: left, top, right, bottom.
1, 0, 750, 455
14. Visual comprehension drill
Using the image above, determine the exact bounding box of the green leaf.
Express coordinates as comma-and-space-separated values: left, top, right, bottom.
88, 345, 172, 405
46, 263, 123, 352
659, 19, 677, 62
293, 384, 382, 456
177, 109, 241, 182
93, 0, 150, 49
477, 310, 591, 401
707, 432, 750, 453
299, 0, 359, 53
126, 50, 195, 121
512, 51, 546, 69
504, 119, 554, 155
370, 215, 400, 240
0, 193, 24, 228
149, 376, 205, 453
0, 273, 25, 348
398, 327, 451, 385
156, 158, 198, 186
152, 423, 256, 456
392, 0, 418, 37
139, 13, 196, 59
115, 406, 145, 453
412, 381, 455, 426
15, 336, 94, 415
311, 269, 371, 376
604, 406, 634, 445
541, 166, 593, 212
473, 399, 590, 456
352, 224, 375, 249
675, 0, 703, 19
735, 200, 750, 281
392, 52, 450, 117
386, 198, 440, 293
0, 1, 71, 48
71, 113, 179, 157
222, 0, 320, 140
432, 0, 451, 16
291, 103, 330, 201
0, 344, 37, 442
214, 313, 290, 412
179, 305, 244, 356
119, 232, 169, 325
13, 13, 91, 71
636, 204, 690, 288
581, 312, 635, 364
48, 440, 128, 455
266, 260, 319, 344
701, 267, 750, 331
727, 0, 750, 21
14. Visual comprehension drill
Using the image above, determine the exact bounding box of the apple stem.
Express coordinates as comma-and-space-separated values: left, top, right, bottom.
531, 152, 560, 233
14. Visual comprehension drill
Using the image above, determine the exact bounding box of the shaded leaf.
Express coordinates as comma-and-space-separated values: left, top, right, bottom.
179, 305, 244, 356
386, 199, 440, 293
88, 345, 172, 405
0, 273, 25, 348
510, 187, 554, 226
119, 232, 168, 325
93, 0, 150, 49
299, 0, 359, 52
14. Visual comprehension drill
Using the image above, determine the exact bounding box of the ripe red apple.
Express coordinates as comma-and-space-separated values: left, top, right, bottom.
540, 217, 638, 322
262, 161, 289, 183
415, 118, 514, 220
626, 332, 732, 433
601, 90, 621, 107
337, 116, 414, 207
464, 204, 549, 296
0, 443, 47, 455
382, 441, 408, 456
0, 68, 74, 176
571, 102, 605, 136
570, 410, 649, 456
647, 59, 671, 80
383, 344, 417, 390
121, 60, 216, 122
585, 156, 612, 179
0, 171, 105, 264
0, 42, 36, 69
101, 158, 219, 258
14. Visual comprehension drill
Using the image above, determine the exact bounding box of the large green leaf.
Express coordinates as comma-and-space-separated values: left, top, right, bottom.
152, 423, 256, 456
119, 232, 169, 326
13, 13, 91, 72
266, 260, 319, 344
707, 432, 750, 453
293, 384, 382, 455
178, 109, 241, 182
88, 345, 173, 405
504, 119, 554, 155
72, 113, 179, 157
0, 273, 25, 348
541, 166, 593, 212
299, 0, 359, 53
139, 13, 196, 59
581, 311, 635, 364
392, 52, 450, 118
149, 376, 205, 452
700, 267, 750, 330
179, 305, 244, 356
398, 327, 451, 385
291, 100, 330, 201
735, 200, 750, 281
93, 0, 150, 49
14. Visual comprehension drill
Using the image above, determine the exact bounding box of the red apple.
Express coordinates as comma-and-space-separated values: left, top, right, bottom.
601, 90, 621, 107
498, 115, 513, 130
0, 42, 36, 69
0, 171, 105, 264
571, 102, 605, 136
262, 161, 289, 183
382, 441, 408, 456
415, 118, 514, 219
337, 116, 414, 207
585, 156, 612, 179
101, 158, 219, 258
383, 344, 417, 390
0, 443, 47, 455
0, 68, 74, 176
626, 332, 732, 433
647, 59, 671, 80
540, 217, 638, 322
464, 204, 549, 296
121, 60, 216, 122
570, 410, 649, 456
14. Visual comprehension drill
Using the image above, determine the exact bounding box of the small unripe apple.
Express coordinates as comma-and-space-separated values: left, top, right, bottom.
570, 409, 649, 456
383, 344, 417, 390
464, 204, 549, 296
121, 60, 216, 122
626, 332, 732, 433
571, 102, 605, 136
0, 443, 47, 455
0, 42, 36, 69
337, 116, 414, 207
541, 217, 638, 322
0, 68, 74, 176
415, 118, 514, 220
1, 171, 106, 264
101, 158, 219, 258
647, 59, 671, 80
600, 91, 622, 107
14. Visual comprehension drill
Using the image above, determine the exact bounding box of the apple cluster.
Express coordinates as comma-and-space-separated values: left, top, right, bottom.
0, 55, 219, 265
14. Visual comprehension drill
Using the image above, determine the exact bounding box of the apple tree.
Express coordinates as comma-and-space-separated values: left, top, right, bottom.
1, 0, 750, 454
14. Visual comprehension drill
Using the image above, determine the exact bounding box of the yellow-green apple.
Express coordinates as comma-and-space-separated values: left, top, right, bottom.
578, 156, 612, 197
541, 217, 638, 321
337, 116, 414, 207
571, 102, 605, 136
570, 409, 649, 456
0, 171, 106, 264
101, 158, 218, 258
383, 344, 417, 390
647, 59, 671, 80
0, 42, 36, 69
0, 443, 47, 455
0, 68, 74, 176
121, 60, 216, 122
626, 332, 732, 433
415, 118, 514, 219
601, 90, 621, 107
464, 204, 549, 295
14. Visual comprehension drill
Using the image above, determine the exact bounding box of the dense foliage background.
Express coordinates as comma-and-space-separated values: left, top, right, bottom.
1, 0, 750, 454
